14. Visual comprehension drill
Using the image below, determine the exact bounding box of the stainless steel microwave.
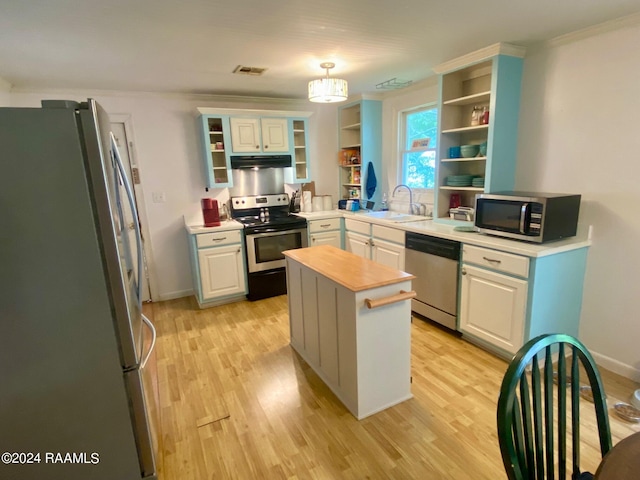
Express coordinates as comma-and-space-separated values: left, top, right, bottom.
474, 192, 581, 243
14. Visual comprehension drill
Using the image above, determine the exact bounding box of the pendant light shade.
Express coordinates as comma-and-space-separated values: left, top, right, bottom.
308, 62, 348, 103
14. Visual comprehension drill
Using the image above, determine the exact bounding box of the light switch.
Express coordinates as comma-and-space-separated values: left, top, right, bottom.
152, 191, 166, 203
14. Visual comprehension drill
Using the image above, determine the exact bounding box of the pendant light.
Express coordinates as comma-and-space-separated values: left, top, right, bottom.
308, 62, 348, 103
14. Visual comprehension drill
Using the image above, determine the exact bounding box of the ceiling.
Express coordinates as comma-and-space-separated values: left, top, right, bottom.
1, 0, 639, 100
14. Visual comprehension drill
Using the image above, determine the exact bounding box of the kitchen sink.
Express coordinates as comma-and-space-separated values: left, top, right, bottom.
359, 211, 429, 223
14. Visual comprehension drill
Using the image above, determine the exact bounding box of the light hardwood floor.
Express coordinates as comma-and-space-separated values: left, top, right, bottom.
145, 296, 640, 479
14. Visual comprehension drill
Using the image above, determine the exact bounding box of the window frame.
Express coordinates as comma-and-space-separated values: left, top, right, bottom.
399, 103, 438, 190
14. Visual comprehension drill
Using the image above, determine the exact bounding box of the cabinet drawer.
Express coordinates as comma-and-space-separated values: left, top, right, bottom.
462, 244, 529, 278
372, 224, 404, 245
196, 230, 242, 248
308, 217, 341, 233
344, 218, 371, 235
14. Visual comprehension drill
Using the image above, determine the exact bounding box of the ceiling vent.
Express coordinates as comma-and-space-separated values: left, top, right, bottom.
233, 65, 267, 76
376, 78, 412, 90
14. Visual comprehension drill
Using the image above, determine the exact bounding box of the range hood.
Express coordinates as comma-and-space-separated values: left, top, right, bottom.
230, 155, 292, 169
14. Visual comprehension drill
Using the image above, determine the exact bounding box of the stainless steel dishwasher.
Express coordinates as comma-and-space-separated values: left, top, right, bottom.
404, 232, 461, 331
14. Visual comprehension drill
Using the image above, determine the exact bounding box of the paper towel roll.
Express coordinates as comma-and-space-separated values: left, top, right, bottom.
312, 196, 324, 212
322, 195, 333, 211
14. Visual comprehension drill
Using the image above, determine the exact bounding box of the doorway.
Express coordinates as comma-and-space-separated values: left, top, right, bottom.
110, 115, 156, 302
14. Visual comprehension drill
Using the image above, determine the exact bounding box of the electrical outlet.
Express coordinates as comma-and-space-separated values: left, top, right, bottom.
152, 191, 166, 203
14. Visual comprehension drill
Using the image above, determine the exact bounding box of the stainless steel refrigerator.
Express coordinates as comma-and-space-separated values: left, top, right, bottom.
0, 99, 158, 479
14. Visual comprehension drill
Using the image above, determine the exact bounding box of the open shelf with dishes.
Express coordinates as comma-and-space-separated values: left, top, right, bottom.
433, 43, 526, 224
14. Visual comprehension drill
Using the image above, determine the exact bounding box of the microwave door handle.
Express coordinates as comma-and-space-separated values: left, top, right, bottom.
519, 203, 529, 233
111, 132, 144, 308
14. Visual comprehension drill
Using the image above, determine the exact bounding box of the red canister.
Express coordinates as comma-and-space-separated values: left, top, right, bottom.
201, 198, 221, 227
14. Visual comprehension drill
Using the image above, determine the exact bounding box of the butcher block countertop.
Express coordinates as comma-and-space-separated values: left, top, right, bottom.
284, 245, 415, 292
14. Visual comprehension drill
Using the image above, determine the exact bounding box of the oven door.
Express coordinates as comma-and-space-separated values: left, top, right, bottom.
245, 227, 308, 273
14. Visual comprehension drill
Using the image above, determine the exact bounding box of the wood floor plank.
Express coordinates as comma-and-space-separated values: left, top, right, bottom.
146, 295, 640, 479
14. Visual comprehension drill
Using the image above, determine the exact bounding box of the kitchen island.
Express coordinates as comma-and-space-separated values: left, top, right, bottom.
284, 245, 416, 419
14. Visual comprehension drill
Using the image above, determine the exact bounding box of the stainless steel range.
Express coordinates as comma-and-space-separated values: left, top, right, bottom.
230, 193, 308, 300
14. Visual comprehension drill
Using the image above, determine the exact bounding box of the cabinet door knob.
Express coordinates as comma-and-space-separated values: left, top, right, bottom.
237, 248, 241, 253
264, 144, 269, 149
312, 237, 316, 242
255, 145, 260, 149
461, 268, 467, 275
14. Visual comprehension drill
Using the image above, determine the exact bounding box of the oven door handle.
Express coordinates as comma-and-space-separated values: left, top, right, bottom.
246, 226, 308, 236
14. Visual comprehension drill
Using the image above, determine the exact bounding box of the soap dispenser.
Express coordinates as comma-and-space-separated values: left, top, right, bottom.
381, 193, 389, 211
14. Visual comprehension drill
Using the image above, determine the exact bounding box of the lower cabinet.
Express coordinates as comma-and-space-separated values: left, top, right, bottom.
459, 263, 528, 355
371, 225, 405, 270
459, 243, 588, 357
308, 217, 342, 249
188, 229, 247, 307
344, 219, 405, 270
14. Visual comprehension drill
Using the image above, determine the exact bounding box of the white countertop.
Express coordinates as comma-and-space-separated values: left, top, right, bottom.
185, 210, 591, 258
184, 218, 244, 235
298, 209, 591, 258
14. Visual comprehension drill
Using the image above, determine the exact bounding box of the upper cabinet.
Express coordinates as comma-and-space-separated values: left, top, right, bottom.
229, 117, 289, 153
289, 118, 311, 183
433, 43, 526, 224
198, 114, 233, 188
196, 108, 312, 188
338, 99, 382, 206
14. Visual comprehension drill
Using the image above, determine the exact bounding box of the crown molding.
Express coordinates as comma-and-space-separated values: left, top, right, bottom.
433, 42, 526, 75
9, 86, 309, 104
546, 11, 640, 47
197, 107, 313, 117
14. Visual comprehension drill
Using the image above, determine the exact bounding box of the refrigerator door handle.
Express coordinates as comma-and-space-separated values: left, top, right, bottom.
141, 313, 156, 369
110, 132, 144, 307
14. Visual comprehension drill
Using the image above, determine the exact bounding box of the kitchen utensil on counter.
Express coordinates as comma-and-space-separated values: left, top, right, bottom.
289, 190, 301, 213
201, 198, 221, 227
302, 190, 312, 212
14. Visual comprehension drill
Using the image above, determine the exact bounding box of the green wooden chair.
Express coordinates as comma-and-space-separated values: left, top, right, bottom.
497, 334, 612, 480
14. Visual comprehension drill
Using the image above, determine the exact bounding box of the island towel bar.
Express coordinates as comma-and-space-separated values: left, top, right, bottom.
365, 290, 416, 309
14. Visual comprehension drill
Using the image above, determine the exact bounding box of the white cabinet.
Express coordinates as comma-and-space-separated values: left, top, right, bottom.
344, 219, 405, 269
198, 244, 246, 299
229, 117, 289, 153
187, 228, 247, 307
372, 238, 405, 271
371, 224, 405, 270
459, 263, 527, 355
198, 114, 233, 188
345, 231, 371, 259
308, 217, 342, 249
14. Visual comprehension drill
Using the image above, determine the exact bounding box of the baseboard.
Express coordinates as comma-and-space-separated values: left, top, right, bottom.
592, 351, 640, 382
156, 289, 193, 301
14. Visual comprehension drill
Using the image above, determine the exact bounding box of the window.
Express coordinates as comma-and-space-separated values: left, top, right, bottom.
401, 106, 438, 189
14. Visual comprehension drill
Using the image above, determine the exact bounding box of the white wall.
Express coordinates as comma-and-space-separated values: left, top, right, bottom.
9, 90, 339, 300
0, 77, 11, 106
516, 19, 640, 380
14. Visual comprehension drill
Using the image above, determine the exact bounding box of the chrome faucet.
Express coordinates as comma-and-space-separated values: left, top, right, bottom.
392, 184, 418, 214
